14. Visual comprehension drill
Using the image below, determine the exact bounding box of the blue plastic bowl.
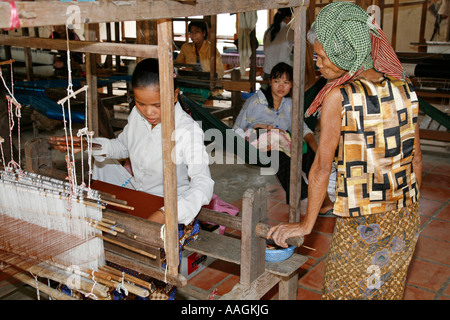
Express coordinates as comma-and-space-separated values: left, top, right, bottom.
265, 246, 296, 262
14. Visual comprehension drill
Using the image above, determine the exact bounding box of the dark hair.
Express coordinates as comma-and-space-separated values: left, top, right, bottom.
268, 8, 292, 42
188, 21, 208, 40
131, 58, 178, 90
261, 62, 293, 109
130, 58, 195, 115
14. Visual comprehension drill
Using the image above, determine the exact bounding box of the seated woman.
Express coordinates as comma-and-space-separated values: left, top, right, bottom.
175, 20, 224, 96
51, 58, 214, 299
90, 58, 214, 226
233, 62, 333, 215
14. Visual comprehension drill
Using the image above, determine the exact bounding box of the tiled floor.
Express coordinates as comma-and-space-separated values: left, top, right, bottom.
1, 152, 448, 300
186, 152, 450, 300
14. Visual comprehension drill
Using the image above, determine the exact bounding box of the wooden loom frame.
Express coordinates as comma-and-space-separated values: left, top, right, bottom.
0, 0, 309, 300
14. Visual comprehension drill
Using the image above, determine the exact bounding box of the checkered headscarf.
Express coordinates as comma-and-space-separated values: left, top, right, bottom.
306, 2, 406, 117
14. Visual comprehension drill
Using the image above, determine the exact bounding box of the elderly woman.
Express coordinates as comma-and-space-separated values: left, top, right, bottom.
268, 2, 422, 300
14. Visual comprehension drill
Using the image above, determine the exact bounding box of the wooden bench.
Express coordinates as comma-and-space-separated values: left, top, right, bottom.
184, 187, 307, 300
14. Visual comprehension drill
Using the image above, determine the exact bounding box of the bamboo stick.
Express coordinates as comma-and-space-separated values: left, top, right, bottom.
0, 59, 15, 66
110, 279, 150, 298
89, 221, 118, 236
101, 217, 117, 225
85, 217, 125, 234
25, 263, 110, 298
100, 265, 154, 290
6, 270, 78, 300
57, 85, 88, 105
101, 198, 134, 211
97, 234, 157, 260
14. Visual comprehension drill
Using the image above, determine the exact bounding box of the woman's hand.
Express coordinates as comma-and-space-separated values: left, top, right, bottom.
266, 222, 311, 248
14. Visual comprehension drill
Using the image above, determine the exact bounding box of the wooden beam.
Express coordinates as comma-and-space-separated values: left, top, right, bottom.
221, 272, 280, 300
0, 0, 304, 29
289, 5, 307, 223
391, 0, 399, 50
420, 129, 450, 142
208, 15, 217, 91
104, 250, 187, 287
0, 35, 158, 58
157, 18, 179, 278
85, 24, 99, 136
198, 208, 304, 248
240, 188, 266, 286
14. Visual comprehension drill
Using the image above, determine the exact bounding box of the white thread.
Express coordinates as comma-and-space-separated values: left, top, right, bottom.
30, 271, 41, 300
115, 271, 128, 296
160, 224, 168, 283
84, 271, 99, 300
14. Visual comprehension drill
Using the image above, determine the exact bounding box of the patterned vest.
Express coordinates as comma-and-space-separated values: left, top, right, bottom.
333, 77, 420, 217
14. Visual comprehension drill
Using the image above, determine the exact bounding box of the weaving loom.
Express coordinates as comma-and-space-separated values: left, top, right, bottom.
0, 169, 104, 276
0, 58, 162, 300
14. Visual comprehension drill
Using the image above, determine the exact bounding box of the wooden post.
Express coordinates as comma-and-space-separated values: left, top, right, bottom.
231, 69, 243, 119
208, 15, 218, 91
418, 0, 428, 53
104, 23, 113, 68
278, 272, 299, 300
240, 187, 267, 286
115, 22, 121, 71
391, 0, 399, 50
249, 28, 257, 93
289, 5, 307, 223
84, 23, 99, 136
21, 28, 34, 81
24, 138, 52, 173
157, 18, 179, 278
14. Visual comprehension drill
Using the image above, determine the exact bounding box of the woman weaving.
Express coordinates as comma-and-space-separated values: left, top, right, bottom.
51, 58, 214, 299
268, 2, 422, 300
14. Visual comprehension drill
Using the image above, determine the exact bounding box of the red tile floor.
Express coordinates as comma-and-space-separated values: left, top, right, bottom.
187, 153, 450, 300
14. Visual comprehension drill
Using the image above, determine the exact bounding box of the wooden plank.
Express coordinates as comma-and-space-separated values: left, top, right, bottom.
391, 0, 399, 50
221, 79, 252, 92
102, 210, 165, 248
419, 115, 433, 129
209, 15, 217, 91
0, 34, 158, 58
240, 188, 266, 285
197, 208, 304, 247
85, 24, 99, 136
420, 129, 450, 142
219, 271, 279, 300
289, 5, 307, 223
102, 233, 161, 267
185, 229, 241, 264
24, 138, 52, 174
278, 271, 299, 300
265, 253, 308, 277
185, 230, 307, 277
157, 18, 179, 278
0, 0, 304, 29
21, 28, 33, 80
104, 250, 187, 287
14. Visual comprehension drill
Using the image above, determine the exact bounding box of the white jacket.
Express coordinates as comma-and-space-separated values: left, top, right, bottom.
263, 21, 294, 74
92, 101, 214, 225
